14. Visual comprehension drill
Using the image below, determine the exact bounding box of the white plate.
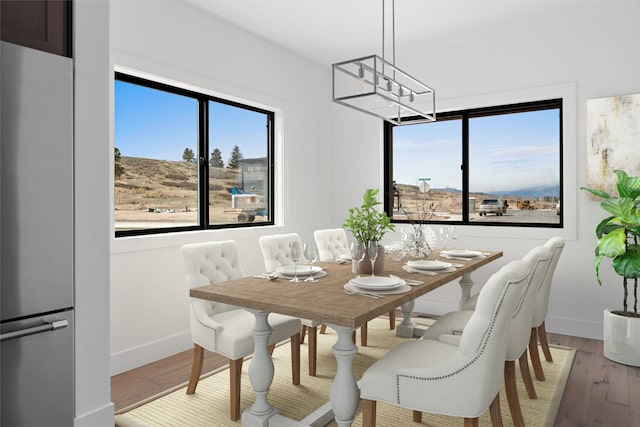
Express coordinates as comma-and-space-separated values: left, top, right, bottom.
406, 260, 452, 271
442, 249, 483, 258
339, 254, 352, 261
344, 283, 411, 295
350, 276, 405, 291
275, 265, 324, 276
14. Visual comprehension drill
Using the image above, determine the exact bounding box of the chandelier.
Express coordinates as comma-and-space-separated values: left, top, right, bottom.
331, 0, 435, 125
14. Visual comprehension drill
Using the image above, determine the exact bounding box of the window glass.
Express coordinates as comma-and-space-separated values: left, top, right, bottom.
469, 109, 560, 224
386, 99, 562, 227
208, 102, 270, 225
392, 117, 462, 222
114, 73, 274, 236
114, 80, 199, 232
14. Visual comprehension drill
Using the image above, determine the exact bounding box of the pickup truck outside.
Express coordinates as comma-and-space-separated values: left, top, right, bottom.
479, 198, 508, 216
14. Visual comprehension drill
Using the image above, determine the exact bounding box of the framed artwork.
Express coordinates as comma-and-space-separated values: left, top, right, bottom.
586, 93, 640, 198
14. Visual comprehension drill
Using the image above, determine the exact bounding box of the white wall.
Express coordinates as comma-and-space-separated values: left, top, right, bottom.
110, 0, 640, 375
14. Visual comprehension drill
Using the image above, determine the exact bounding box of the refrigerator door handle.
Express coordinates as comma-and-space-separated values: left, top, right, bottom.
0, 319, 69, 342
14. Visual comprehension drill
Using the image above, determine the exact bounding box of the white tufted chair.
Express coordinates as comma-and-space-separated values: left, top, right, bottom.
180, 240, 301, 421
313, 227, 396, 346
314, 228, 351, 261
420, 245, 553, 426
258, 233, 323, 376
460, 237, 565, 382
529, 236, 565, 381
360, 260, 531, 427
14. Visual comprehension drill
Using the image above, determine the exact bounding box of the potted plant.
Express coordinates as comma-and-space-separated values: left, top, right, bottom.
343, 188, 395, 274
581, 169, 640, 366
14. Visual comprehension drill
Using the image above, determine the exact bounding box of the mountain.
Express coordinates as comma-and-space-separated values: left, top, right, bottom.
431, 185, 559, 199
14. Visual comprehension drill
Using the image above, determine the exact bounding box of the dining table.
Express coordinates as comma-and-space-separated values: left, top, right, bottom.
190, 247, 503, 427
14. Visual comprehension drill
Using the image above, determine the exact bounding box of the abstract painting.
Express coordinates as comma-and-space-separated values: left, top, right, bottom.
586, 93, 640, 198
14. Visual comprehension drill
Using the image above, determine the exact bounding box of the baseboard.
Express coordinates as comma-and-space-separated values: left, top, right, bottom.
75, 402, 114, 427
111, 330, 192, 376
546, 314, 603, 340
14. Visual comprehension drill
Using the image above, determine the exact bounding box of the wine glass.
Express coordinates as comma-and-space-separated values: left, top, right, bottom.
367, 240, 378, 277
303, 242, 318, 282
289, 241, 302, 282
439, 227, 449, 250
350, 241, 366, 278
448, 226, 458, 249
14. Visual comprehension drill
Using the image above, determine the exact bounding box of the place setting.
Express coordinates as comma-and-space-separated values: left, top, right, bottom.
402, 259, 458, 276
439, 249, 489, 261
343, 241, 412, 298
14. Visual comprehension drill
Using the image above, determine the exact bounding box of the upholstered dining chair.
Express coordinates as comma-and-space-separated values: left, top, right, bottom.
529, 236, 565, 381
180, 240, 301, 421
421, 245, 554, 427
313, 227, 396, 346
461, 237, 565, 381
359, 260, 532, 427
258, 233, 323, 376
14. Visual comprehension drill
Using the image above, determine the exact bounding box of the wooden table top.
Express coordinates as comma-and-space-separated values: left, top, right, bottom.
190, 249, 502, 329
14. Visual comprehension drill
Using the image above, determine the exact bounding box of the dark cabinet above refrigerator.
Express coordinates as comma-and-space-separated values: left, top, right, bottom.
0, 0, 72, 57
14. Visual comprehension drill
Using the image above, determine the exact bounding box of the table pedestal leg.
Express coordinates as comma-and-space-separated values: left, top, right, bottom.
241, 310, 278, 427
327, 324, 359, 427
458, 273, 474, 310
396, 300, 417, 338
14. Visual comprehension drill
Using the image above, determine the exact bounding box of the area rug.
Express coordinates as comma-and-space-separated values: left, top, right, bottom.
115, 317, 575, 426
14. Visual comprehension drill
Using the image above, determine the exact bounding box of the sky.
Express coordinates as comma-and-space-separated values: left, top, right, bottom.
115, 80, 268, 164
393, 108, 560, 194
116, 79, 559, 195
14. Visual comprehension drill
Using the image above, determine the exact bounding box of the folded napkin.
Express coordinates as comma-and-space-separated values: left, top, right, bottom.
402, 265, 437, 276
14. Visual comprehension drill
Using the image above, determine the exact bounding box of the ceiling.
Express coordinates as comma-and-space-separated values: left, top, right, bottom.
177, 0, 591, 67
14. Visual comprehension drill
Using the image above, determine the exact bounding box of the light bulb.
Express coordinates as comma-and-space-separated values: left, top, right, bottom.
358, 65, 366, 93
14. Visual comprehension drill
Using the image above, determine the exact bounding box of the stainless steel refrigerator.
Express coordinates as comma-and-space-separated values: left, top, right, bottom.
1, 41, 75, 426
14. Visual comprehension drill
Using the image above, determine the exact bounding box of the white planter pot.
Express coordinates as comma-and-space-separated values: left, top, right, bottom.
603, 308, 640, 367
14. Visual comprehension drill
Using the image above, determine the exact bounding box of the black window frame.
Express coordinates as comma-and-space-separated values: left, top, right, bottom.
114, 72, 275, 238
384, 98, 563, 228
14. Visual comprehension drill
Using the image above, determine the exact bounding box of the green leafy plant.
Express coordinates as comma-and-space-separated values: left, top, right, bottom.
581, 169, 640, 317
343, 188, 395, 243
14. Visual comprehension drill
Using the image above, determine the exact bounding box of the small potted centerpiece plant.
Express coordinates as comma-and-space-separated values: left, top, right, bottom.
343, 188, 395, 274
581, 169, 640, 366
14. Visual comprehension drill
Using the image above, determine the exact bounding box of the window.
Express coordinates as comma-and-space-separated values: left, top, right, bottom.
114, 73, 274, 237
385, 99, 562, 227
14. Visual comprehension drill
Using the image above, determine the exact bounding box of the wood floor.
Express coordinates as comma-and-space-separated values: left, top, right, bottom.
112, 329, 640, 427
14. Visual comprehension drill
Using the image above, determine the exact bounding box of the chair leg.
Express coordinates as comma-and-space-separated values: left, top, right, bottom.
229, 358, 243, 421
361, 322, 368, 347
538, 322, 554, 362
504, 361, 525, 427
389, 310, 396, 330
412, 410, 422, 423
290, 332, 300, 385
488, 392, 503, 427
464, 418, 479, 427
519, 350, 537, 399
308, 326, 317, 377
529, 327, 545, 381
186, 343, 204, 395
300, 324, 307, 344
320, 324, 327, 334
362, 398, 376, 427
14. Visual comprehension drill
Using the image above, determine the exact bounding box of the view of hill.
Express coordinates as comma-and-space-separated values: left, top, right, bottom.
114, 157, 558, 228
